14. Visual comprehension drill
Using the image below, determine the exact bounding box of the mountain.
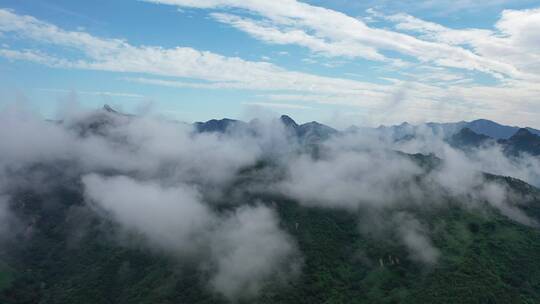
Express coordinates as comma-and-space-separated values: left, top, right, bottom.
279, 115, 299, 129
377, 122, 420, 139
278, 116, 338, 145
78, 108, 540, 158
466, 119, 520, 139
298, 121, 337, 136
4, 109, 540, 303
195, 115, 338, 145
500, 128, 540, 156
103, 104, 120, 115
448, 127, 540, 157
2, 150, 540, 304
93, 108, 540, 145
374, 119, 540, 141
450, 127, 494, 149
70, 104, 131, 137
193, 118, 247, 133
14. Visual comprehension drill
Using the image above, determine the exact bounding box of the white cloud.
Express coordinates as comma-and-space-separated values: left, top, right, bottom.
83, 174, 213, 255
37, 88, 144, 98
0, 9, 392, 96
404, 0, 536, 14
82, 174, 300, 300
210, 12, 384, 60
144, 0, 533, 80
242, 101, 312, 109
381, 9, 540, 78
0, 103, 302, 299
394, 212, 440, 264
131, 0, 540, 128
209, 205, 301, 300
0, 48, 70, 66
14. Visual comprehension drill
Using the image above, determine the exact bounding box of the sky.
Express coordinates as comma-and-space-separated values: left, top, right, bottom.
0, 0, 539, 128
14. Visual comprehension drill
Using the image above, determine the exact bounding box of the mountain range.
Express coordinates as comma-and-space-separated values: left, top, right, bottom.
447, 127, 540, 156
189, 105, 540, 141
97, 105, 540, 156
2, 104, 540, 303
190, 106, 540, 156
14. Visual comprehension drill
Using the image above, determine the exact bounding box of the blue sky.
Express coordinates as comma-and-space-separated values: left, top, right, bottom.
1, 0, 539, 128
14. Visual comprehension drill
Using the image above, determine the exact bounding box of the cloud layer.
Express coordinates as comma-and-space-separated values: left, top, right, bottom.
0, 103, 538, 297
83, 174, 300, 299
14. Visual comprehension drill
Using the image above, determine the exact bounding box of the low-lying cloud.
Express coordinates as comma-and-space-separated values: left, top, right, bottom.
0, 102, 539, 299
82, 174, 212, 255
82, 174, 300, 300
394, 212, 440, 265
208, 205, 301, 299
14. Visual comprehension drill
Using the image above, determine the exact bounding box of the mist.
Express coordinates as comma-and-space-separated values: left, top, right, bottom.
0, 102, 539, 299
0, 196, 14, 240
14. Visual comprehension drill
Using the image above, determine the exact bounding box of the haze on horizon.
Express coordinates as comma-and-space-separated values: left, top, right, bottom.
1, 0, 540, 128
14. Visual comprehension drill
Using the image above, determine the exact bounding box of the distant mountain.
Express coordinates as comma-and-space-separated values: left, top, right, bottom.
102, 104, 134, 118
194, 115, 338, 145
276, 115, 338, 145
465, 119, 517, 139
374, 119, 540, 141
377, 122, 420, 139
86, 107, 540, 155
193, 118, 247, 133
103, 104, 119, 115
465, 119, 540, 139
70, 104, 130, 136
279, 115, 299, 129
94, 106, 540, 144
450, 127, 494, 149
500, 128, 540, 156
279, 115, 338, 141
448, 127, 540, 157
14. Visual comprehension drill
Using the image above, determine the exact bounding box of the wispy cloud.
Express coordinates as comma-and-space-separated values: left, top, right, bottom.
377, 8, 540, 78
242, 101, 312, 110
37, 88, 144, 98
144, 0, 537, 80
0, 9, 387, 94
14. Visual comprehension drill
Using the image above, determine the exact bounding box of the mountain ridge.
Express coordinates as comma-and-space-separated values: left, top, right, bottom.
102, 104, 539, 140
376, 118, 540, 140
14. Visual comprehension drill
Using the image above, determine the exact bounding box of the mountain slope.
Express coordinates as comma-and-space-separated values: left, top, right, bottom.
2, 152, 540, 304
500, 128, 540, 156
3, 109, 540, 303
450, 127, 494, 149
466, 119, 520, 139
